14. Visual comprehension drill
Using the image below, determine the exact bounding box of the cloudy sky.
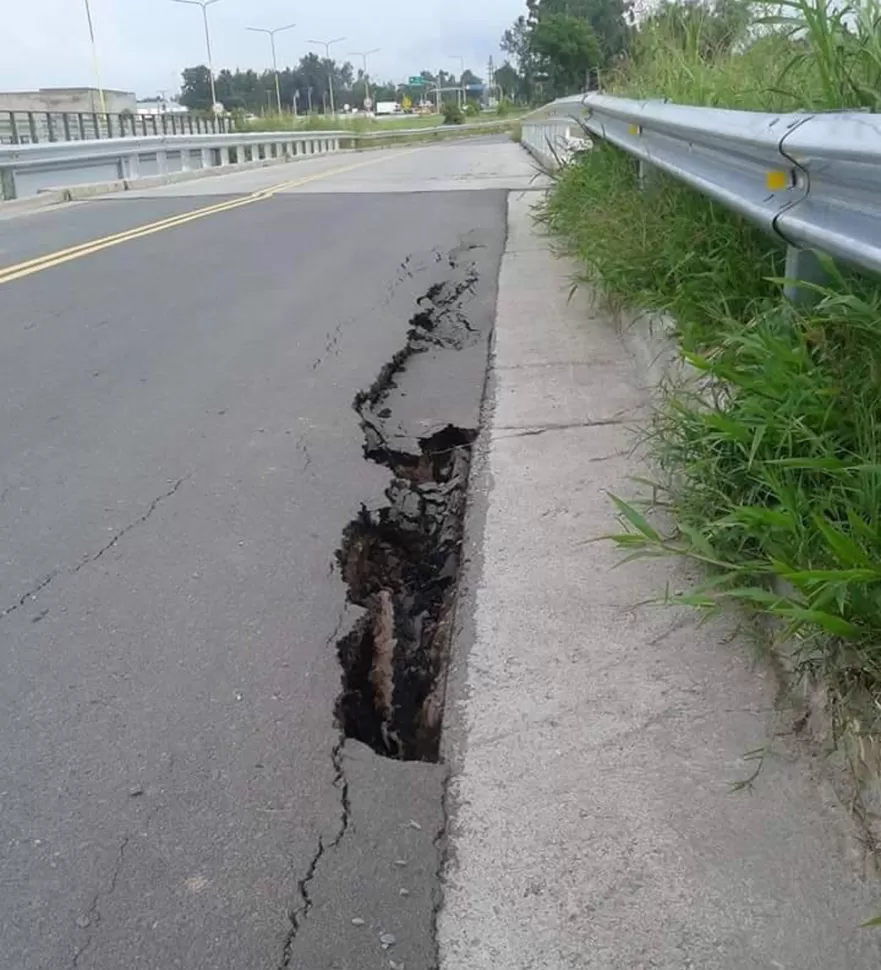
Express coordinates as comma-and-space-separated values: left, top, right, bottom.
4, 0, 525, 98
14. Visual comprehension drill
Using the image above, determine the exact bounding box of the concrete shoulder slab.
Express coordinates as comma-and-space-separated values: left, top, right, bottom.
438, 192, 881, 970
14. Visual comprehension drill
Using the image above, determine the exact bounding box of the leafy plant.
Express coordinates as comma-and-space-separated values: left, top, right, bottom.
543, 0, 881, 734
441, 102, 465, 125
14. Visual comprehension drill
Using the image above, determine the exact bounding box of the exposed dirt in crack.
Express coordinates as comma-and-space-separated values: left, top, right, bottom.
334, 255, 485, 763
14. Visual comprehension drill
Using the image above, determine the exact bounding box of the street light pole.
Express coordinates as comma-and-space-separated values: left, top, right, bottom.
82, 0, 107, 115
172, 0, 223, 113
308, 37, 345, 116
449, 55, 465, 107
247, 23, 296, 115
348, 48, 380, 111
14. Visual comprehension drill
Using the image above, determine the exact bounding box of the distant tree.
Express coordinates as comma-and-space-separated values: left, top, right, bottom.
502, 0, 634, 98
526, 0, 632, 61
532, 13, 602, 93
494, 61, 521, 100
502, 16, 540, 99
502, 15, 532, 70
180, 66, 213, 110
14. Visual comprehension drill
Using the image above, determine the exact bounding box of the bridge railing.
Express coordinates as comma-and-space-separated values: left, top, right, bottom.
522, 94, 881, 294
0, 130, 351, 201
0, 110, 231, 146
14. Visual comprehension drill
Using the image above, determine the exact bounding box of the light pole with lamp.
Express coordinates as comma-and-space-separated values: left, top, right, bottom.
82, 0, 107, 115
172, 0, 223, 114
247, 23, 296, 115
308, 37, 345, 116
349, 48, 379, 112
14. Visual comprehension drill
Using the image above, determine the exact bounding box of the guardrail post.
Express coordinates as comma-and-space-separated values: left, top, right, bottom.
45, 113, 55, 142
637, 158, 657, 190
28, 113, 38, 143
201, 147, 212, 168
9, 113, 20, 145
0, 166, 16, 201
220, 146, 231, 165
784, 246, 828, 305
156, 149, 169, 175
78, 113, 86, 140
62, 114, 71, 141
121, 153, 140, 180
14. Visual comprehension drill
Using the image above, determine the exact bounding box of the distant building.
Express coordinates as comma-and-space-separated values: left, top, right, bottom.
0, 88, 137, 115
136, 98, 189, 116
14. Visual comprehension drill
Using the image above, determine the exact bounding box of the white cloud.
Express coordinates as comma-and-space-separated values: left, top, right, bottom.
4, 0, 524, 97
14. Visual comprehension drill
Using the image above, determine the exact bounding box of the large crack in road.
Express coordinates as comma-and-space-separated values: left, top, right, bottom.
334, 258, 486, 762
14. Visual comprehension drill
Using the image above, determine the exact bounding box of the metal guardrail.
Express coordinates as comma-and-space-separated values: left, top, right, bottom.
0, 130, 350, 201
522, 93, 881, 289
0, 110, 230, 145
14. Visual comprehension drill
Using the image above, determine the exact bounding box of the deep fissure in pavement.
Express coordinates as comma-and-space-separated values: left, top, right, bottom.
334, 269, 481, 762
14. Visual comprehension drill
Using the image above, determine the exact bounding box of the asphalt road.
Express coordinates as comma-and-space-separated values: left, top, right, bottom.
0, 141, 539, 969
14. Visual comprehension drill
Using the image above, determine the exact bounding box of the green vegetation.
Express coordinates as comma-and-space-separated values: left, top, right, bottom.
540, 0, 881, 732
232, 110, 517, 149
442, 102, 466, 125
235, 112, 444, 134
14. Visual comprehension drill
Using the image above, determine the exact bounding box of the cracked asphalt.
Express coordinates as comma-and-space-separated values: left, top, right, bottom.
0, 141, 539, 969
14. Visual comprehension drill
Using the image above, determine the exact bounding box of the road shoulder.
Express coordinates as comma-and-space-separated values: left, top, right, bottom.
438, 192, 881, 969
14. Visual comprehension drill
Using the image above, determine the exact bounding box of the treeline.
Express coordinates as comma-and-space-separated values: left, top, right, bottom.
179, 57, 484, 114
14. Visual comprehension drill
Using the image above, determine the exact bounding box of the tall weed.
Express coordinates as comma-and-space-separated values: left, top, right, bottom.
547, 0, 881, 717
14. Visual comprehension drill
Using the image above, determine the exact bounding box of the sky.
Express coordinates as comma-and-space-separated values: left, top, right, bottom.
3, 0, 525, 99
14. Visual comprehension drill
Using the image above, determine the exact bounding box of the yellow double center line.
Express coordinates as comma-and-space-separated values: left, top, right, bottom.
0, 148, 419, 286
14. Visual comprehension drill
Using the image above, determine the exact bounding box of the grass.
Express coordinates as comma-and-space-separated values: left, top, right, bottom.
237, 111, 522, 135
544, 0, 881, 738
608, 0, 881, 111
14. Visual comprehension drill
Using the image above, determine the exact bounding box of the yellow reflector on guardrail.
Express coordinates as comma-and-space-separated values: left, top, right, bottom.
628, 124, 642, 136
766, 170, 791, 191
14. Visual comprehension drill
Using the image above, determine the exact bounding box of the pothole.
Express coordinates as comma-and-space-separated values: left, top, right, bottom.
333, 257, 484, 762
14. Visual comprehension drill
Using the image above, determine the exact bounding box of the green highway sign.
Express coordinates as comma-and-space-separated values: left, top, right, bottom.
408, 76, 427, 86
